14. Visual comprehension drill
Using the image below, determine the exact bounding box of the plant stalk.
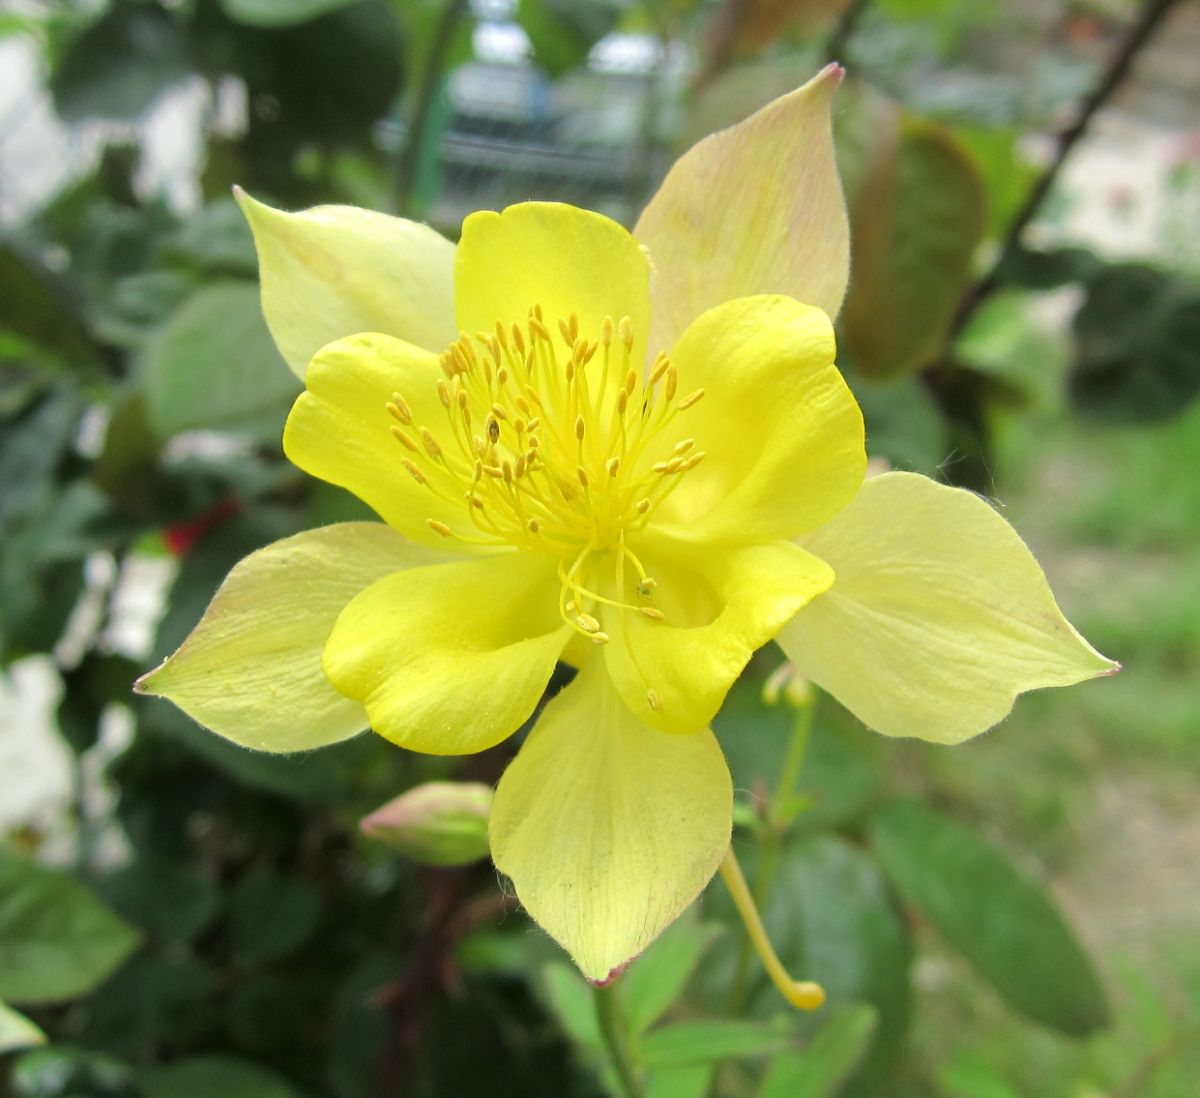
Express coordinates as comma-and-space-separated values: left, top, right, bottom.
594, 982, 644, 1098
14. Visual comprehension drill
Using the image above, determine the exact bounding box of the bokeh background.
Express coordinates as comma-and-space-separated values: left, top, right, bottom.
1, 1, 1198, 1096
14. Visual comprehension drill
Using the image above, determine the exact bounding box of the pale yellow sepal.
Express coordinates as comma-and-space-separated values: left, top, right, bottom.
283, 333, 483, 550
235, 188, 456, 377
455, 202, 651, 368
606, 535, 834, 733
136, 523, 443, 751
490, 661, 732, 982
778, 472, 1119, 744
323, 552, 569, 754
652, 295, 865, 543
634, 64, 849, 354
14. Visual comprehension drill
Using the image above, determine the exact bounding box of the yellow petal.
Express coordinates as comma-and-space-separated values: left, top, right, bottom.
604, 535, 834, 732
490, 661, 732, 982
283, 332, 482, 550
634, 65, 849, 353
455, 202, 650, 362
651, 295, 865, 543
323, 552, 568, 754
777, 472, 1119, 744
136, 523, 442, 751
235, 189, 456, 377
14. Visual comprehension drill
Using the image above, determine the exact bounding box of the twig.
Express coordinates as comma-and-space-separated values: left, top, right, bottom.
949, 0, 1182, 339
594, 982, 645, 1098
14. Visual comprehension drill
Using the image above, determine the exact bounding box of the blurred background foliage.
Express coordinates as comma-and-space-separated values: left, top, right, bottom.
1, 0, 1199, 1095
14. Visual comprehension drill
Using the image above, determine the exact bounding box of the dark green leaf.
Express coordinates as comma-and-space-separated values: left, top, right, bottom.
167, 200, 259, 276
141, 1055, 301, 1098
140, 280, 298, 437
0, 390, 80, 531
869, 799, 1110, 1035
0, 242, 96, 367
92, 269, 199, 349
10, 1045, 135, 1097
229, 868, 320, 965
844, 121, 988, 379
1070, 263, 1200, 423
639, 1018, 793, 1070
100, 856, 220, 943
50, 3, 191, 122
517, 0, 622, 77
758, 1004, 877, 1098
220, 0, 364, 27
0, 853, 140, 1004
997, 245, 1101, 290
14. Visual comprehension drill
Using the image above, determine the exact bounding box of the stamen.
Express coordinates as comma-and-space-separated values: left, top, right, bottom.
426, 519, 453, 538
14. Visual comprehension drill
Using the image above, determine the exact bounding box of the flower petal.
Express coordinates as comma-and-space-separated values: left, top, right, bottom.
652, 295, 865, 543
777, 472, 1119, 744
455, 202, 651, 362
283, 332, 483, 550
235, 189, 456, 377
490, 661, 732, 982
604, 535, 834, 732
323, 552, 568, 754
634, 65, 849, 353
136, 523, 442, 751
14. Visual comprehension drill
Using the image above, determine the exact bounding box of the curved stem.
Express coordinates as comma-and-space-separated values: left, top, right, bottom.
594, 981, 644, 1098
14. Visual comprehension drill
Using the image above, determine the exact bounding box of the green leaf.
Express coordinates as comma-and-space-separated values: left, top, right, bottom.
1069, 262, 1200, 423
0, 999, 46, 1052
517, 0, 622, 77
100, 857, 220, 943
540, 963, 601, 1047
757, 1004, 877, 1098
639, 1018, 792, 1070
141, 1055, 301, 1098
167, 199, 259, 276
92, 269, 199, 350
843, 120, 988, 379
748, 836, 912, 1097
50, 2, 191, 122
868, 799, 1110, 1035
622, 914, 722, 1035
140, 281, 299, 437
229, 868, 320, 965
10, 1045, 135, 1096
0, 852, 140, 1004
219, 0, 363, 27
646, 1063, 711, 1098
0, 242, 96, 368
996, 245, 1101, 290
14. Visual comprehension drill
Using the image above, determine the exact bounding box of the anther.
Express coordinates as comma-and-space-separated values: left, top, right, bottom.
646, 688, 661, 711
575, 416, 586, 440
527, 518, 540, 533
389, 394, 413, 423
639, 607, 665, 621
666, 366, 678, 401
511, 323, 525, 354
435, 380, 450, 408
649, 354, 669, 386
678, 388, 705, 410
421, 428, 442, 459
490, 403, 507, 421
674, 438, 695, 455
619, 315, 633, 353
601, 315, 614, 345
576, 466, 589, 488
402, 460, 427, 485
426, 519, 453, 537
624, 368, 637, 395
636, 579, 657, 598
684, 451, 707, 469
576, 613, 601, 633
558, 317, 573, 346
390, 426, 419, 452
569, 312, 579, 343
635, 498, 651, 514
487, 419, 500, 444
591, 632, 611, 645
495, 321, 508, 351
606, 457, 620, 477
482, 464, 504, 479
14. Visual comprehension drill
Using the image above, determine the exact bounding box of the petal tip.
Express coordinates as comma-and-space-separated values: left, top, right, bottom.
1103, 658, 1123, 677
821, 60, 846, 84
587, 961, 631, 988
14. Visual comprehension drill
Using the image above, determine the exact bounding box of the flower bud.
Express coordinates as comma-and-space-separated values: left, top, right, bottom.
761, 661, 813, 710
360, 781, 493, 866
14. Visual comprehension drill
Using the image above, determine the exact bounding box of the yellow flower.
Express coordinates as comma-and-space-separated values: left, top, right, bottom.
136, 67, 1116, 984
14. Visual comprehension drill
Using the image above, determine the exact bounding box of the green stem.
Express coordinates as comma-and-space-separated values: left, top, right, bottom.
594, 982, 644, 1098
725, 698, 815, 1015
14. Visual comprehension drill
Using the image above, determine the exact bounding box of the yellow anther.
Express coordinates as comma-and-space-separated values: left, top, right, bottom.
402, 460, 427, 485
624, 368, 637, 395
674, 438, 695, 455
530, 317, 550, 342
639, 607, 665, 621
558, 317, 573, 345
601, 315, 614, 345
514, 455, 527, 478
490, 403, 508, 421
684, 451, 707, 470
527, 518, 540, 533
649, 354, 669, 386
426, 519, 453, 538
635, 498, 651, 514
678, 388, 705, 410
457, 390, 470, 411
572, 340, 588, 366
533, 303, 544, 321
497, 366, 508, 386
388, 394, 413, 423
487, 419, 500, 444
511, 323, 525, 354
619, 315, 633, 352
646, 688, 661, 711
666, 366, 678, 401
576, 466, 589, 488
516, 396, 531, 415
616, 390, 628, 415
502, 460, 514, 483
636, 578, 657, 598
489, 336, 502, 366
473, 460, 483, 482
421, 428, 442, 459
591, 631, 611, 645
495, 320, 508, 350
575, 416, 586, 440
569, 312, 579, 343
576, 612, 601, 633
482, 464, 504, 479
459, 336, 478, 366
606, 457, 620, 477
390, 426, 419, 452
523, 386, 542, 408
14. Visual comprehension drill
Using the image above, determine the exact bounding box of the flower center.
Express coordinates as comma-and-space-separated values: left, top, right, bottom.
384, 305, 706, 653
